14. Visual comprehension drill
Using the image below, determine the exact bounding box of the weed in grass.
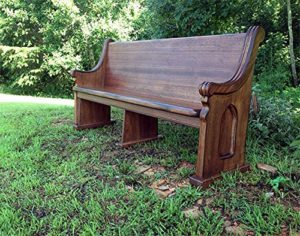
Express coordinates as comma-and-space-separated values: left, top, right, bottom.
177, 167, 194, 179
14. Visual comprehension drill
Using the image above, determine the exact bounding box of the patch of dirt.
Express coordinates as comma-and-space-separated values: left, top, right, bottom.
175, 178, 190, 188
134, 165, 152, 174
150, 179, 176, 198
182, 206, 203, 218
224, 225, 245, 235
177, 161, 194, 169
99, 141, 137, 163
143, 165, 166, 176
51, 118, 73, 126
196, 197, 214, 206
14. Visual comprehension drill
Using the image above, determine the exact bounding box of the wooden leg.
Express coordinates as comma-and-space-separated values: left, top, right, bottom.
74, 94, 113, 130
121, 110, 159, 147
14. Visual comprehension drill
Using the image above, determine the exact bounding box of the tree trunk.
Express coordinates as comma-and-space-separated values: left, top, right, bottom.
287, 0, 298, 86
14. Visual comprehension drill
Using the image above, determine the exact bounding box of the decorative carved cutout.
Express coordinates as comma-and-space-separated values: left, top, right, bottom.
218, 105, 238, 159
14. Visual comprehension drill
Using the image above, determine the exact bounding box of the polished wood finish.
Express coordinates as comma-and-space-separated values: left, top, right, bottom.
105, 33, 245, 105
122, 110, 158, 147
191, 77, 254, 186
74, 86, 200, 116
74, 93, 112, 129
190, 165, 251, 188
70, 39, 112, 90
71, 26, 265, 188
76, 92, 200, 128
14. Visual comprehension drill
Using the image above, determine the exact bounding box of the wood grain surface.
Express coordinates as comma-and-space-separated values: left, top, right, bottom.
71, 26, 265, 187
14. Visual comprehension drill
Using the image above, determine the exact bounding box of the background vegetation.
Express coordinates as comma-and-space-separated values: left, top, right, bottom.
1, 0, 299, 147
0, 0, 299, 234
0, 0, 299, 96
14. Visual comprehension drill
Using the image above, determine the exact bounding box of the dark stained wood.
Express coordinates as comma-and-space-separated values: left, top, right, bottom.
218, 104, 237, 160
77, 92, 200, 128
199, 26, 265, 96
74, 93, 112, 130
190, 165, 251, 188
105, 33, 246, 105
74, 86, 200, 117
70, 39, 112, 90
122, 110, 158, 147
70, 26, 265, 188
191, 76, 254, 186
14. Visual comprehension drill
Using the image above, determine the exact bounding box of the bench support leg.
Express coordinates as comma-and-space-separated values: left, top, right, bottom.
74, 95, 112, 130
190, 79, 252, 188
121, 110, 159, 147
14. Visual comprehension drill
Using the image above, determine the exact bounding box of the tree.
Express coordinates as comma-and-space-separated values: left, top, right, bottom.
0, 0, 143, 96
287, 0, 299, 86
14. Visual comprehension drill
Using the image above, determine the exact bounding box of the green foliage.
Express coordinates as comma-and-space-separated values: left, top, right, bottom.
254, 66, 291, 94
282, 87, 300, 109
0, 46, 41, 85
270, 176, 289, 192
0, 45, 76, 96
249, 79, 300, 147
291, 138, 300, 158
239, 204, 289, 234
139, 0, 240, 39
0, 0, 143, 96
249, 94, 300, 146
1, 0, 299, 96
255, 32, 290, 75
176, 167, 194, 179
197, 207, 224, 235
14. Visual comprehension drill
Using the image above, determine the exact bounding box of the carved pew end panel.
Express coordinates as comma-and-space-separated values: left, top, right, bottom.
191, 77, 254, 188
218, 104, 238, 160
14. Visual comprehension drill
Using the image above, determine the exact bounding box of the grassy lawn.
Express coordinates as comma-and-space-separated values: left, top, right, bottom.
0, 102, 299, 235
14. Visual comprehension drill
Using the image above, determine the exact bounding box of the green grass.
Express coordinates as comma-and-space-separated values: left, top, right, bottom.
0, 103, 299, 235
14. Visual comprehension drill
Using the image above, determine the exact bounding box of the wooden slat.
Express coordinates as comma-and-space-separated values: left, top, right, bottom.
102, 86, 202, 109
76, 92, 200, 128
74, 86, 201, 117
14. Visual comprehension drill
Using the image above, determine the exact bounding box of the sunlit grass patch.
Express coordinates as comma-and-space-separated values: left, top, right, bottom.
0, 103, 299, 235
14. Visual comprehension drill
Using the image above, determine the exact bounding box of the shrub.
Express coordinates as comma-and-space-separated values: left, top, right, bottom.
0, 44, 79, 96
255, 32, 290, 75
253, 66, 291, 95
0, 46, 42, 89
141, 0, 239, 39
249, 95, 300, 146
282, 87, 300, 109
290, 138, 300, 158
